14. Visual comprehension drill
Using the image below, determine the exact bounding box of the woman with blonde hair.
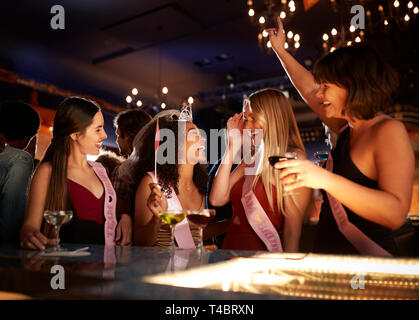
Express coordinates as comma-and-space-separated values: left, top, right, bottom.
209, 88, 312, 252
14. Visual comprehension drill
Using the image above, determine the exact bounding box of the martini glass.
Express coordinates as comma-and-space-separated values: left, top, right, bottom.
158, 210, 187, 250
314, 151, 329, 167
186, 209, 216, 253
43, 210, 73, 252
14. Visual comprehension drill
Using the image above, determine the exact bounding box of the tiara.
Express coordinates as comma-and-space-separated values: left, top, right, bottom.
179, 104, 193, 122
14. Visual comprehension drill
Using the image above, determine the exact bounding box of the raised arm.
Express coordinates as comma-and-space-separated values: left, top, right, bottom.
267, 17, 346, 134
209, 113, 245, 207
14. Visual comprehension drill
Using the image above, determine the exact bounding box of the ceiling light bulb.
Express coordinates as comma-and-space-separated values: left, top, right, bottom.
162, 87, 168, 94
248, 8, 255, 17
126, 96, 132, 103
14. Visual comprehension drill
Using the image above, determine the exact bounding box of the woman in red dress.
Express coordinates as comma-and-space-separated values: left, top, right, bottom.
209, 88, 312, 252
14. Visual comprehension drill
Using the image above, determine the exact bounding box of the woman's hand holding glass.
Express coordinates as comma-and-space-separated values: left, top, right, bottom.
20, 230, 59, 251
147, 183, 168, 221
274, 159, 332, 192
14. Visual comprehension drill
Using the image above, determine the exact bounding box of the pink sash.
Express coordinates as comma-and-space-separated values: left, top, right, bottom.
88, 161, 118, 247
324, 126, 392, 257
241, 174, 284, 252
147, 171, 196, 249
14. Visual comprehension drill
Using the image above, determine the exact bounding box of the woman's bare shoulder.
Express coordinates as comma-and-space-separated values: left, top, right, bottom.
288, 147, 308, 160
34, 162, 52, 178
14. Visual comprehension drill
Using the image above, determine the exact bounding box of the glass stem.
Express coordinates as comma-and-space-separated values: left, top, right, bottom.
55, 226, 60, 250
170, 225, 175, 250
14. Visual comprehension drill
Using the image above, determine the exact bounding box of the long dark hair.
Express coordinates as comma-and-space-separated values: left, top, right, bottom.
41, 97, 101, 210
132, 114, 208, 197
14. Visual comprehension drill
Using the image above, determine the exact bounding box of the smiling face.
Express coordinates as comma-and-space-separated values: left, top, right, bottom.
72, 111, 107, 155
316, 82, 349, 120
185, 122, 206, 164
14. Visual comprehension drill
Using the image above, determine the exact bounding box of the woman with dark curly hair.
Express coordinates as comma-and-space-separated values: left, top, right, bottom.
132, 112, 208, 247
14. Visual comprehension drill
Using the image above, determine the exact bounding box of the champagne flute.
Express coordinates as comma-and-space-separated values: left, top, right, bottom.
186, 209, 216, 253
43, 210, 73, 252
158, 210, 187, 250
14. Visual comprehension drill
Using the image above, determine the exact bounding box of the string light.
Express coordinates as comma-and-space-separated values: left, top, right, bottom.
331, 28, 338, 36
132, 88, 138, 95
262, 30, 268, 38
248, 8, 255, 16
294, 34, 300, 42
287, 31, 293, 39
188, 96, 194, 104
162, 87, 168, 94
126, 96, 132, 103
267, 41, 272, 48
394, 0, 400, 8
414, 7, 419, 14
355, 36, 361, 43
294, 42, 300, 48
280, 11, 286, 19
161, 102, 166, 109
408, 1, 413, 9
323, 33, 329, 41
349, 25, 356, 32
136, 100, 142, 107
404, 14, 410, 21
259, 16, 265, 24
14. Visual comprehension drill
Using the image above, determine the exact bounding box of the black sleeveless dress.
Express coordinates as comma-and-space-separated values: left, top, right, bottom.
314, 126, 398, 255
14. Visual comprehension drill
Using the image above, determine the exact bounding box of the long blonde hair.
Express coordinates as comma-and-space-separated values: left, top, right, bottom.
247, 88, 305, 215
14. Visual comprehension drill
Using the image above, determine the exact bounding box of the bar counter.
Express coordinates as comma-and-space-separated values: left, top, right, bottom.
0, 243, 418, 300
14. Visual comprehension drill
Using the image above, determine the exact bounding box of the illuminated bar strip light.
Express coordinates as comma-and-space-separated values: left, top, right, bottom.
143, 253, 419, 289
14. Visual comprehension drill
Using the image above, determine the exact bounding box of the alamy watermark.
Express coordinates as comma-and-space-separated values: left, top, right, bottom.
50, 5, 65, 30
50, 264, 65, 290
350, 5, 365, 30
